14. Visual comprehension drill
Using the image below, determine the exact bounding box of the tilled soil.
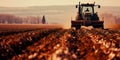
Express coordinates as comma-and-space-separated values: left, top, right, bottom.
0, 28, 60, 60
0, 28, 120, 60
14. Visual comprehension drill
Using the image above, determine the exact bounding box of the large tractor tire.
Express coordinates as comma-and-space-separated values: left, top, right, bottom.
75, 25, 81, 30
93, 25, 104, 29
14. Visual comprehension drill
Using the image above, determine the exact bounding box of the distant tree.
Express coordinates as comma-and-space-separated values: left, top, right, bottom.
42, 15, 46, 24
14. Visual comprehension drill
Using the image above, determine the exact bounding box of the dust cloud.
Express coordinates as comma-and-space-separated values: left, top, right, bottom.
99, 13, 120, 29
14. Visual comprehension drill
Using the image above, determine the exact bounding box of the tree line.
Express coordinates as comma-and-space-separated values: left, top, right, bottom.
0, 14, 44, 24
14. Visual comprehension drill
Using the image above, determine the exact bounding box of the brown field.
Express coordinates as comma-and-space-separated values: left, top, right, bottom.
0, 24, 62, 31
0, 27, 120, 60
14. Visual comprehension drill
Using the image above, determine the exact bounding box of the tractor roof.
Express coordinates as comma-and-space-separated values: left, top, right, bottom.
81, 3, 95, 6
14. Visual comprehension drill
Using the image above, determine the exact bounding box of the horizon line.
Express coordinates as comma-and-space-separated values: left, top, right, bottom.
0, 4, 120, 8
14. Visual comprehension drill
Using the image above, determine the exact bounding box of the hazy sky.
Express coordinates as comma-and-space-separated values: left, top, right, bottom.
0, 0, 120, 7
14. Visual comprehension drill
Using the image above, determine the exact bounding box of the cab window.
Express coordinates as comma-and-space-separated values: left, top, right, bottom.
82, 6, 93, 14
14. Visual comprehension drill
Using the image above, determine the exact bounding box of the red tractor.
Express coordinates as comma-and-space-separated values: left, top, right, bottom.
71, 2, 104, 29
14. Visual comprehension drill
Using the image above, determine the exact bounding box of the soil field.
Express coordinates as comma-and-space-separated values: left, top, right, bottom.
0, 24, 62, 36
0, 28, 120, 60
0, 24, 62, 31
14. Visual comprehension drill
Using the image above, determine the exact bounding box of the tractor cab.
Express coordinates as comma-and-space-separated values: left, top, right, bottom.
76, 2, 100, 20
82, 5, 94, 20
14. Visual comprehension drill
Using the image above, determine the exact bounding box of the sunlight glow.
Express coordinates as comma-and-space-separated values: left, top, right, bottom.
0, 0, 120, 7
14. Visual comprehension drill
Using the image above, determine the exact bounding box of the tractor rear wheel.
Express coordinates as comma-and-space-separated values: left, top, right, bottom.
93, 25, 103, 29
75, 25, 81, 30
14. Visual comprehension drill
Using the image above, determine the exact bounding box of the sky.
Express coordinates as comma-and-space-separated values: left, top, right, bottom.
0, 0, 120, 7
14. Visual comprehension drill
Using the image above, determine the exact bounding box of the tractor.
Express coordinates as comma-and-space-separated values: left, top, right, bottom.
71, 2, 104, 29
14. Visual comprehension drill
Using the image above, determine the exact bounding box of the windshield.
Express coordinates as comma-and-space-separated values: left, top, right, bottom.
82, 6, 93, 14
